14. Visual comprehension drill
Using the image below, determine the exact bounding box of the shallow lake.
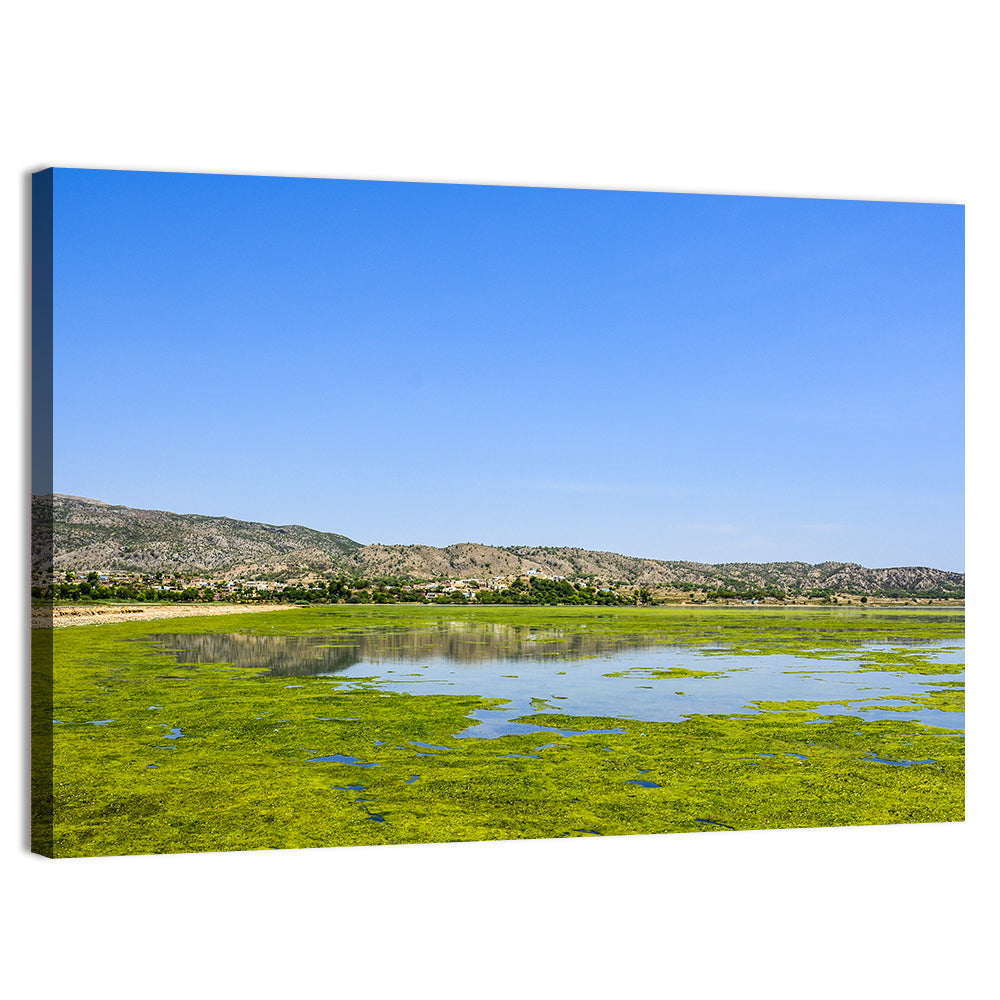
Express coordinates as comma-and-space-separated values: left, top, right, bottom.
143, 622, 964, 739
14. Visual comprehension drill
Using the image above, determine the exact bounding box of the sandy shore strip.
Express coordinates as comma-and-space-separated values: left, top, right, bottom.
32, 603, 298, 629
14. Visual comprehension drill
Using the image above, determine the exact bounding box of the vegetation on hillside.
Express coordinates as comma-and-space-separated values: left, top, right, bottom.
32, 494, 965, 601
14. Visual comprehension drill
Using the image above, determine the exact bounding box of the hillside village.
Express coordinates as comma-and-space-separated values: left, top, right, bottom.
34, 566, 961, 609
36, 567, 637, 605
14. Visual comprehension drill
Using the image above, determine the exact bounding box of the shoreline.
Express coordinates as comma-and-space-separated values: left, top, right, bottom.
32, 603, 298, 629
32, 599, 963, 629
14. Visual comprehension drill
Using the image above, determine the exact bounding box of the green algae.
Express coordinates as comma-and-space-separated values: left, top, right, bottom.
906, 685, 965, 714
751, 689, 965, 715
602, 666, 725, 680
34, 605, 964, 857
855, 649, 964, 675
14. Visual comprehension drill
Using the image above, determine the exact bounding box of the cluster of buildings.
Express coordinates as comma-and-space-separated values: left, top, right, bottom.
45, 567, 624, 604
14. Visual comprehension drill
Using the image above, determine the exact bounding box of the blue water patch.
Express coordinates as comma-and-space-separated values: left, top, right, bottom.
453, 711, 628, 740
308, 754, 380, 767
626, 779, 660, 788
696, 818, 736, 830
860, 752, 937, 766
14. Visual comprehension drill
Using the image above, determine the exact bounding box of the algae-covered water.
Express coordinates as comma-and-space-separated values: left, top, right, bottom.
142, 622, 964, 737
33, 605, 965, 857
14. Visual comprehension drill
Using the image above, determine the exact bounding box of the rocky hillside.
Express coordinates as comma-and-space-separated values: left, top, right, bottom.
32, 494, 964, 595
32, 494, 362, 580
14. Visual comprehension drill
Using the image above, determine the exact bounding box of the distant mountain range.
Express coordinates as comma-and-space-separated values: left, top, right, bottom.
32, 494, 965, 596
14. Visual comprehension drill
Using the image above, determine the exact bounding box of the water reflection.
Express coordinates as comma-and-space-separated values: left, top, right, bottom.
142, 626, 691, 677
138, 623, 964, 738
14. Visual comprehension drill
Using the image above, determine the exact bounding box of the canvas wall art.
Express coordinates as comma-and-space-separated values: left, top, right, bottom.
31, 168, 964, 858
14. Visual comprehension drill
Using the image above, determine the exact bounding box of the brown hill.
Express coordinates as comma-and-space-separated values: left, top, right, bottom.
32, 494, 964, 596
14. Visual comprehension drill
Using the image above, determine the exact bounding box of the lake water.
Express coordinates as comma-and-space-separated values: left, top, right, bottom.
147, 626, 965, 738
143, 624, 964, 739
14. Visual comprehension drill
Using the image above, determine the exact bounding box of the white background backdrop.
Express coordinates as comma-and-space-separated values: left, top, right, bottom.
4, 3, 994, 997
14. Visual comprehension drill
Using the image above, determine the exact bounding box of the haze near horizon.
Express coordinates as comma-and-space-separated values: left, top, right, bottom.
48, 169, 964, 571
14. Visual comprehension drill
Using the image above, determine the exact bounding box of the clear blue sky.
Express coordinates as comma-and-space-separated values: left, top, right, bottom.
49, 168, 964, 570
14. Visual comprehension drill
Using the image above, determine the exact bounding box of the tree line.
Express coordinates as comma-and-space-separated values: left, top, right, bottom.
32, 571, 963, 606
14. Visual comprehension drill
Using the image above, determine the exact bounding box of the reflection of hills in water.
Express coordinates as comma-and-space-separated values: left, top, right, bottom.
142, 626, 679, 677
